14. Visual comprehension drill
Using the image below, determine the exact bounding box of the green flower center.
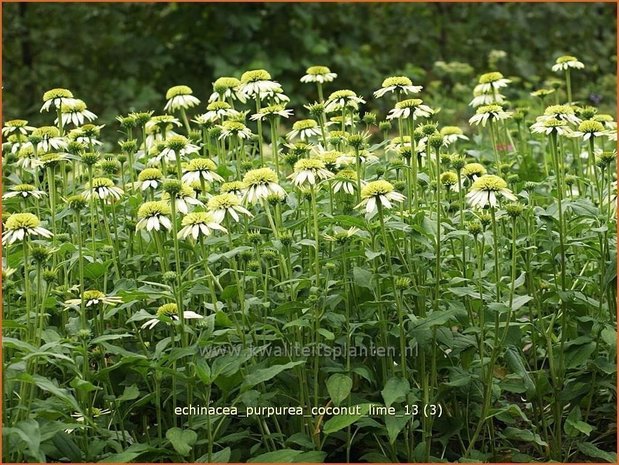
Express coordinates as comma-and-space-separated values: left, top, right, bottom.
221, 181, 246, 193
166, 135, 189, 150
294, 158, 325, 171
187, 158, 217, 172
544, 105, 575, 116
157, 303, 179, 317
259, 104, 286, 114
221, 121, 247, 132
181, 212, 216, 226
42, 88, 73, 101
241, 69, 272, 83
83, 290, 106, 301
137, 201, 171, 218
440, 126, 463, 136
6, 119, 28, 128
361, 180, 395, 199
440, 172, 458, 185
213, 77, 241, 93
556, 55, 578, 64
208, 193, 240, 210
479, 72, 504, 84
166, 85, 193, 99
138, 168, 163, 182
382, 76, 412, 87
471, 174, 508, 192
89, 177, 114, 189
243, 168, 278, 186
396, 99, 423, 109
578, 120, 605, 133
306, 66, 332, 75
63, 100, 87, 113
6, 213, 41, 230
462, 163, 486, 176
207, 101, 231, 111
336, 169, 357, 181
328, 90, 356, 100
13, 184, 35, 192
477, 104, 503, 114
32, 126, 60, 138
292, 119, 318, 130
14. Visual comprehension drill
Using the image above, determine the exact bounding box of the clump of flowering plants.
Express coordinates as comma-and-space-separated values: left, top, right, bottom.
2, 54, 616, 463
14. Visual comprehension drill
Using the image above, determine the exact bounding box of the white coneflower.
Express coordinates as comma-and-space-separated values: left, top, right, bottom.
387, 99, 434, 121
301, 66, 338, 84
242, 168, 286, 204
469, 87, 506, 108
207, 193, 253, 223
332, 169, 361, 195
141, 303, 204, 330
385, 136, 413, 153
177, 212, 227, 240
83, 178, 124, 202
462, 163, 487, 181
57, 99, 97, 127
469, 104, 513, 127
182, 158, 224, 184
65, 408, 112, 434
324, 226, 362, 243
218, 121, 253, 140
552, 55, 584, 72
335, 151, 379, 168
540, 105, 581, 125
258, 85, 290, 103
288, 158, 333, 187
530, 117, 573, 136
40, 88, 77, 112
163, 183, 203, 215
2, 120, 35, 137
30, 126, 68, 152
440, 126, 469, 146
164, 85, 200, 112
286, 119, 322, 141
570, 120, 607, 141
136, 201, 172, 232
69, 124, 105, 147
356, 180, 406, 218
325, 90, 366, 113
203, 101, 240, 121
530, 88, 555, 99
440, 171, 461, 192
220, 181, 247, 199
250, 104, 294, 121
2, 213, 53, 245
238, 69, 280, 99
3, 184, 46, 200
466, 174, 516, 208
476, 72, 511, 93
157, 135, 200, 162
373, 76, 422, 99
137, 168, 163, 191
64, 290, 122, 308
209, 77, 244, 103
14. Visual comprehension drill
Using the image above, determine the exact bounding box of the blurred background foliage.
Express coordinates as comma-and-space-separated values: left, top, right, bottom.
3, 2, 616, 129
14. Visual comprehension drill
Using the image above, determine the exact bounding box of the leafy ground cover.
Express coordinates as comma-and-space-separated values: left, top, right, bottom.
2, 55, 617, 462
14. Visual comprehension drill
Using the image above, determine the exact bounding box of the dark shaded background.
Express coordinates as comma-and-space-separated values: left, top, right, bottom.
2, 2, 616, 127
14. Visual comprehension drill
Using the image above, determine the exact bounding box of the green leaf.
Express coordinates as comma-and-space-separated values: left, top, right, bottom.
117, 385, 140, 402
509, 295, 533, 311
293, 451, 328, 462
577, 442, 617, 462
99, 443, 153, 462
242, 361, 305, 389
385, 415, 409, 444
10, 420, 43, 461
381, 377, 410, 407
502, 427, 548, 446
52, 431, 83, 462
326, 374, 353, 406
353, 266, 373, 290
166, 427, 197, 456
248, 449, 303, 462
504, 347, 535, 396
195, 358, 212, 385
322, 403, 372, 435
565, 407, 594, 437
83, 261, 109, 280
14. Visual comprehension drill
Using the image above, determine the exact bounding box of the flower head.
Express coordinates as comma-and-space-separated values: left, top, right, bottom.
162, 183, 203, 214
137, 168, 163, 191
220, 181, 247, 198
2, 213, 53, 244
356, 180, 406, 218
469, 104, 513, 127
58, 99, 97, 127
242, 168, 286, 204
287, 119, 322, 140
462, 163, 487, 180
288, 158, 333, 187
325, 90, 365, 113
3, 184, 46, 200
440, 126, 469, 145
466, 174, 516, 208
476, 72, 511, 93
64, 290, 122, 308
182, 158, 223, 184
250, 104, 293, 121
84, 177, 124, 202
207, 193, 253, 223
571, 120, 607, 141
141, 302, 204, 330
136, 201, 172, 232
373, 76, 422, 98
2, 120, 35, 137
552, 55, 584, 72
530, 117, 572, 136
332, 169, 361, 195
41, 88, 76, 112
239, 69, 280, 99
178, 211, 227, 240
301, 66, 337, 84
164, 85, 200, 112
209, 77, 243, 102
387, 99, 433, 121
218, 121, 252, 140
